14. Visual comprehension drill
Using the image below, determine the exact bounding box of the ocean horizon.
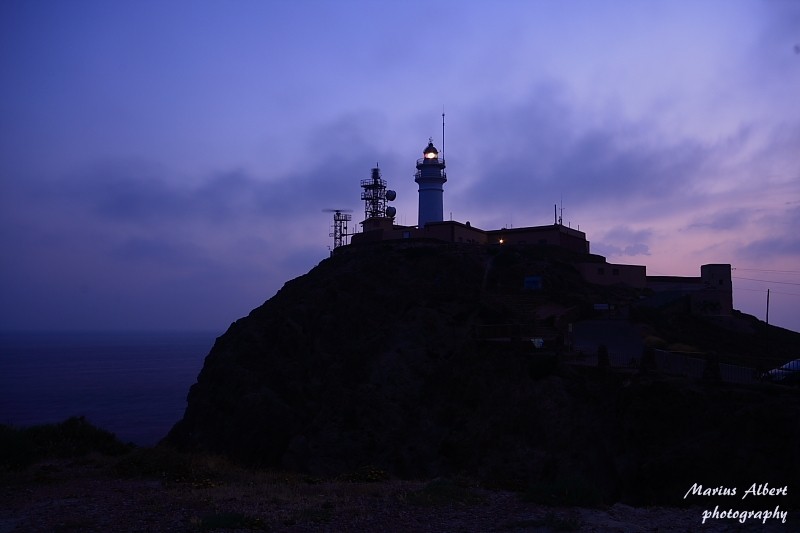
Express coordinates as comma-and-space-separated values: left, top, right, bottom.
0, 330, 218, 446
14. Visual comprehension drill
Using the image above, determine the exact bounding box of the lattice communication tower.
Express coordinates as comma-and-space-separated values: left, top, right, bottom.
323, 209, 352, 250
361, 167, 396, 220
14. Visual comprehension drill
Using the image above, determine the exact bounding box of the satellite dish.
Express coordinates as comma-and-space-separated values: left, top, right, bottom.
385, 190, 396, 201
385, 206, 397, 217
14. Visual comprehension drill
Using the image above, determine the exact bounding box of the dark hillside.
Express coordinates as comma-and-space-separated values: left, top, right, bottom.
632, 299, 797, 371
165, 240, 800, 506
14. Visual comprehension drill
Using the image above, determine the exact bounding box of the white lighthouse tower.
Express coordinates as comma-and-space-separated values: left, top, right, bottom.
415, 138, 447, 228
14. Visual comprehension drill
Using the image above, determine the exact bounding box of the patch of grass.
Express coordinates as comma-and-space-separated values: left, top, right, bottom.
0, 416, 133, 470
405, 477, 486, 507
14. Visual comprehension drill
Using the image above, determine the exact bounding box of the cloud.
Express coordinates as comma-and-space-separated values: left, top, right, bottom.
0, 158, 332, 329
591, 226, 653, 258
0, 111, 405, 330
737, 206, 800, 261
593, 242, 652, 258
687, 210, 749, 231
108, 236, 207, 265
450, 86, 717, 231
739, 235, 800, 259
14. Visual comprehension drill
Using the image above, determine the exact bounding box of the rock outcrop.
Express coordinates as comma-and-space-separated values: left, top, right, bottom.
165, 241, 800, 506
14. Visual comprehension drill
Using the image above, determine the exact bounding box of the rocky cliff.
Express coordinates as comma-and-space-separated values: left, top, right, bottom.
165, 241, 800, 506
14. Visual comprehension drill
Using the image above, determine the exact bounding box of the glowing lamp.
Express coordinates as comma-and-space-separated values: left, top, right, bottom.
422, 139, 439, 160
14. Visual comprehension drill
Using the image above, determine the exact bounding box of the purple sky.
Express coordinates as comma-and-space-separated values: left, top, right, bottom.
1, 1, 798, 333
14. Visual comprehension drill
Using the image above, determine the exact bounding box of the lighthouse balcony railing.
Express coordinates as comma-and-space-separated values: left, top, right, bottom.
416, 157, 445, 166
414, 169, 447, 181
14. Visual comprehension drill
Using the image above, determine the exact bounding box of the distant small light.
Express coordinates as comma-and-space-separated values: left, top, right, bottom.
499, 238, 504, 244
424, 151, 437, 159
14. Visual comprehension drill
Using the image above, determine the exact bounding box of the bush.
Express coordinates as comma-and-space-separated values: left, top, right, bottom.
0, 424, 33, 468
0, 416, 132, 470
114, 445, 194, 480
115, 446, 242, 488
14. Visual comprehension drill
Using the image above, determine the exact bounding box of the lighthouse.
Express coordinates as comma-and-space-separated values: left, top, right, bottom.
415, 138, 447, 228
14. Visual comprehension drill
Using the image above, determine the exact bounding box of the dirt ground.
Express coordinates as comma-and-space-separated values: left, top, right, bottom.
0, 456, 793, 532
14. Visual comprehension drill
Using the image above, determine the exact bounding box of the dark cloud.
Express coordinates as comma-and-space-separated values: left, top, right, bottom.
601, 226, 654, 243
754, 1, 800, 58
0, 113, 395, 330
17, 121, 386, 232
591, 226, 653, 258
737, 206, 800, 260
51, 159, 182, 222
108, 236, 208, 265
739, 235, 800, 259
687, 210, 748, 231
455, 87, 712, 223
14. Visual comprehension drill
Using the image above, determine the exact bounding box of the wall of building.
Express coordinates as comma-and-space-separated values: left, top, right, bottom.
349, 218, 732, 317
350, 217, 430, 245
485, 225, 590, 254
421, 221, 487, 244
645, 264, 732, 316
578, 262, 647, 288
351, 208, 594, 249
350, 217, 395, 245
698, 264, 733, 315
646, 276, 702, 293
352, 220, 594, 254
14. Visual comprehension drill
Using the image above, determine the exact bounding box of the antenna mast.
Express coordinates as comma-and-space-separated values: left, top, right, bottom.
322, 208, 353, 251
360, 166, 397, 220
441, 110, 445, 160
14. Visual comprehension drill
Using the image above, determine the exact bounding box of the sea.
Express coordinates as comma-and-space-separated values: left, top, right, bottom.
0, 330, 217, 446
